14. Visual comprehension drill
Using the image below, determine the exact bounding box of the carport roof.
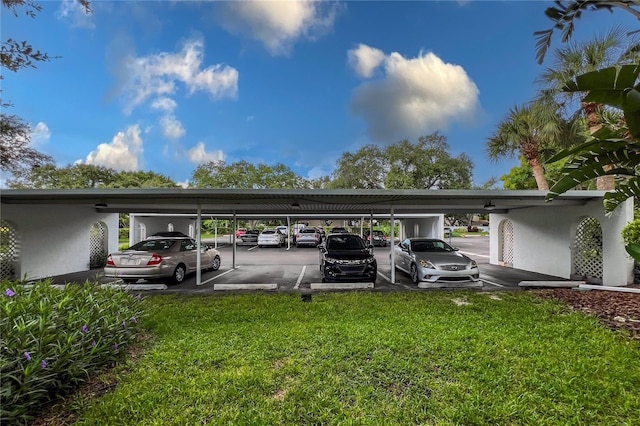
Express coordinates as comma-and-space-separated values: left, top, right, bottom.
0, 188, 606, 217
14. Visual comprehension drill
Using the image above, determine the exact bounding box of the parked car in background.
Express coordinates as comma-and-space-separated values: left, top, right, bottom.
292, 224, 306, 243
148, 231, 190, 239
240, 229, 260, 244
315, 226, 326, 240
364, 230, 388, 247
276, 226, 289, 239
104, 236, 221, 284
392, 238, 479, 285
235, 228, 247, 238
258, 229, 286, 247
296, 228, 322, 247
319, 233, 377, 283
330, 227, 349, 234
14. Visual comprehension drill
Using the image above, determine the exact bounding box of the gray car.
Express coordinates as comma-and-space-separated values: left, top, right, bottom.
393, 238, 479, 284
104, 237, 221, 284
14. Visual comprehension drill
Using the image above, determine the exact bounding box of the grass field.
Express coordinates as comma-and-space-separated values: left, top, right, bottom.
73, 291, 640, 425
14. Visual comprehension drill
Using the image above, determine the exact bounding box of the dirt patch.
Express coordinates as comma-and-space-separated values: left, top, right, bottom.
535, 288, 640, 339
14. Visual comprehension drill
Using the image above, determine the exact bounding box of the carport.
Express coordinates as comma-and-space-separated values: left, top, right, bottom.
0, 188, 633, 286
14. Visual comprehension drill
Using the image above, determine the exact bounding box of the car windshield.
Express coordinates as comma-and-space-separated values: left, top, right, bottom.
128, 239, 176, 251
300, 229, 316, 234
327, 235, 366, 250
262, 230, 276, 235
410, 240, 453, 253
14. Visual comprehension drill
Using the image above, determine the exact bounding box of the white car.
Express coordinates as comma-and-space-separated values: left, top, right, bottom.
393, 238, 479, 285
258, 229, 286, 247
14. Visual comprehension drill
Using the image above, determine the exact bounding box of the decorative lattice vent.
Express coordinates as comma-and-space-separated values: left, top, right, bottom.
0, 220, 19, 280
499, 219, 514, 266
90, 222, 107, 269
573, 217, 603, 282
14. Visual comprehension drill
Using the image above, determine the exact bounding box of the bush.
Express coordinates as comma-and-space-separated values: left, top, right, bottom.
118, 228, 129, 240
622, 219, 640, 246
0, 280, 146, 425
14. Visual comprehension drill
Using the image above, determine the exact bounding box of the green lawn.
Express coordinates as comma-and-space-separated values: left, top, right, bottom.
75, 291, 639, 425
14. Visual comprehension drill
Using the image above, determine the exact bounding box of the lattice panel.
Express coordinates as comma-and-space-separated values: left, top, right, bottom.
500, 219, 514, 266
0, 220, 19, 280
573, 217, 603, 280
90, 222, 108, 269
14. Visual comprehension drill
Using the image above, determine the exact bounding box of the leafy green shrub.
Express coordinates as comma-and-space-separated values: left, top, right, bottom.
118, 227, 129, 240
0, 280, 146, 425
622, 219, 640, 246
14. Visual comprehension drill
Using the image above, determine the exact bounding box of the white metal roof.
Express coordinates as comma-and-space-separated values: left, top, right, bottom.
0, 188, 606, 217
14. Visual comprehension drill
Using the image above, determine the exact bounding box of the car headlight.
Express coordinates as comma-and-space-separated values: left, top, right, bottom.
470, 260, 478, 268
419, 259, 436, 269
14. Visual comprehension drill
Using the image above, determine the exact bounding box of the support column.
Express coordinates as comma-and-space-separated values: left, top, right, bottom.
390, 207, 396, 284
196, 204, 202, 286
232, 212, 237, 269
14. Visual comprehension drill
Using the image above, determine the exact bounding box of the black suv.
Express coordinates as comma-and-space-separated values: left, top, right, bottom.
319, 233, 377, 283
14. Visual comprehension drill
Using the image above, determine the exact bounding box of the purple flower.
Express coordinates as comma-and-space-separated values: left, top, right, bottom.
4, 288, 15, 297
41, 360, 47, 369
82, 325, 89, 333
24, 352, 31, 361
136, 294, 143, 300
122, 321, 127, 327
113, 343, 119, 351
131, 317, 138, 324
92, 341, 97, 347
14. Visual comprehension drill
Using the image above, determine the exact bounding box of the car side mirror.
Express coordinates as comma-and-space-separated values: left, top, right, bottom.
452, 247, 459, 251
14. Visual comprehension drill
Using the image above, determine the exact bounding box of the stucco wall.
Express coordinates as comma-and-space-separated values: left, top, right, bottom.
400, 215, 444, 239
1, 205, 118, 280
489, 198, 633, 286
129, 215, 196, 245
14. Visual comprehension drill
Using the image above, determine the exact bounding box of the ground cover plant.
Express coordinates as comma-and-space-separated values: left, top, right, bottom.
70, 291, 639, 425
0, 280, 145, 424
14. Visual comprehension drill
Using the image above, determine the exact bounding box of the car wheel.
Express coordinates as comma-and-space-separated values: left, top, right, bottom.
410, 263, 419, 284
211, 256, 221, 271
172, 264, 186, 284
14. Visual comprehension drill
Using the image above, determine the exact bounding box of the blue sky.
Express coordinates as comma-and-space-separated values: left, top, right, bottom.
3, 1, 634, 187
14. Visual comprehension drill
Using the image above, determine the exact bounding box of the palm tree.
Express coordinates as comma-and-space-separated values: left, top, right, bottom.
486, 99, 569, 191
537, 27, 640, 189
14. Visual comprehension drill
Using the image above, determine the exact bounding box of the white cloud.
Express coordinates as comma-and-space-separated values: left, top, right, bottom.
56, 0, 95, 29
151, 96, 178, 112
187, 142, 224, 165
349, 47, 481, 142
83, 125, 143, 171
348, 44, 385, 78
121, 37, 238, 114
30, 122, 51, 148
160, 115, 186, 140
217, 0, 342, 56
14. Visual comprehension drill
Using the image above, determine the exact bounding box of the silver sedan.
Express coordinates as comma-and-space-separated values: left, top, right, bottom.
104, 237, 221, 284
393, 238, 479, 285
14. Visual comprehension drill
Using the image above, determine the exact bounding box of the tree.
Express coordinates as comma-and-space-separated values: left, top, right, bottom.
1, 0, 91, 178
537, 28, 640, 189
546, 64, 640, 213
190, 160, 301, 189
327, 144, 386, 189
534, 0, 640, 65
106, 171, 178, 188
384, 134, 473, 189
8, 163, 178, 189
486, 98, 574, 191
500, 155, 571, 190
329, 133, 473, 190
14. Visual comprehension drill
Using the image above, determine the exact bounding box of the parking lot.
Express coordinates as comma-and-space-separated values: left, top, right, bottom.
56, 236, 567, 293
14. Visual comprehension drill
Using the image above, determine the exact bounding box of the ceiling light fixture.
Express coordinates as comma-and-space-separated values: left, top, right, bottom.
291, 201, 301, 209
94, 203, 108, 209
484, 201, 495, 211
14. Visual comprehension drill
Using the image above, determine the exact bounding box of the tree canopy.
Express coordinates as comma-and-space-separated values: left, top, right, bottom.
329, 133, 474, 190
190, 160, 300, 189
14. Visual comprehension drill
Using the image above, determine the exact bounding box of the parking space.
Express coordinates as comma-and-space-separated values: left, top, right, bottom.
46, 236, 568, 292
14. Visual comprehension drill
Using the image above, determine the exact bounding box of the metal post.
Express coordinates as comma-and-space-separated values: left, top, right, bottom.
287, 216, 291, 249
196, 204, 202, 285
390, 207, 395, 284
233, 212, 237, 269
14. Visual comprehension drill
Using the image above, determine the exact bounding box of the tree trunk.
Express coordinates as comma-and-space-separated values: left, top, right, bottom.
584, 101, 615, 190
529, 158, 549, 191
